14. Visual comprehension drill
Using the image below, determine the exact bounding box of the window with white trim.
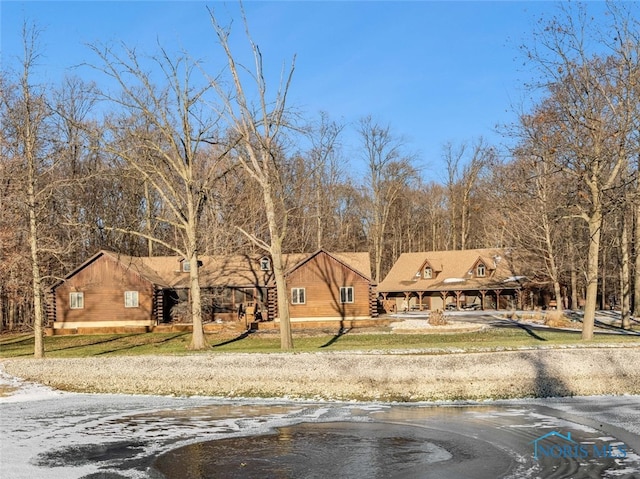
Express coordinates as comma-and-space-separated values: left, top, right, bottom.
182, 261, 191, 272
340, 286, 354, 304
423, 267, 433, 279
124, 291, 139, 308
477, 263, 486, 277
260, 257, 271, 271
291, 288, 305, 304
70, 292, 84, 309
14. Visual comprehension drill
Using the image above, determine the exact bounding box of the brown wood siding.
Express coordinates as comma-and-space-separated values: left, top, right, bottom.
46, 289, 56, 324
54, 255, 155, 323
287, 253, 371, 318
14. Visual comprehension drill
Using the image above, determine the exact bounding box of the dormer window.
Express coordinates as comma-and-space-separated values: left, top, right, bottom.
260, 257, 271, 271
423, 267, 433, 279
182, 260, 191, 272
477, 263, 486, 277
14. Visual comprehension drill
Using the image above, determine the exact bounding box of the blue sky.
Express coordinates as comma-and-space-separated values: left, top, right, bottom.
0, 1, 614, 181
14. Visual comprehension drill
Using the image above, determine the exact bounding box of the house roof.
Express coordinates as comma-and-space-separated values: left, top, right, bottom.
283, 249, 373, 283
104, 252, 281, 289
53, 249, 372, 291
377, 248, 524, 293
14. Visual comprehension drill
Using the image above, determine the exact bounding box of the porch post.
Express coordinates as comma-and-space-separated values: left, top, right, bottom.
454, 290, 463, 309
402, 292, 411, 312
493, 289, 503, 310
479, 290, 487, 311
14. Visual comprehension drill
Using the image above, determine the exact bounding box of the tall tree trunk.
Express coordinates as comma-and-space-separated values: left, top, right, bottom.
21, 38, 45, 358
634, 194, 640, 316
582, 208, 602, 340
601, 245, 607, 311
621, 213, 631, 329
28, 174, 45, 358
0, 286, 4, 333
541, 201, 562, 308
188, 257, 206, 349
271, 236, 292, 350
187, 198, 206, 349
144, 181, 153, 256
316, 185, 323, 250
460, 200, 468, 250
570, 264, 579, 310
264, 186, 293, 350
373, 224, 383, 284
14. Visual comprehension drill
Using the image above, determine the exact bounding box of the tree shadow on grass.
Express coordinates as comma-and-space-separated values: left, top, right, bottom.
493, 319, 548, 341
92, 333, 188, 356
0, 334, 35, 347
47, 334, 147, 354
593, 318, 640, 336
320, 327, 350, 348
210, 330, 251, 348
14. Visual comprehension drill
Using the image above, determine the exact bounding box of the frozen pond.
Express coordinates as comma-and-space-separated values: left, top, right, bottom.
2, 371, 640, 479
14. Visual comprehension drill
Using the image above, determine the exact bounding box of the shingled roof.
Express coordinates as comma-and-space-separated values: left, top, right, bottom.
377, 248, 524, 293
284, 250, 373, 282
114, 253, 276, 289
53, 250, 371, 291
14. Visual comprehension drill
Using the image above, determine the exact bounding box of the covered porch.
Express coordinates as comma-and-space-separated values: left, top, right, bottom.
379, 288, 522, 313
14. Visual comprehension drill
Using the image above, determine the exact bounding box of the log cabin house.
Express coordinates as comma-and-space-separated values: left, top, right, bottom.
47, 249, 378, 333
377, 248, 526, 312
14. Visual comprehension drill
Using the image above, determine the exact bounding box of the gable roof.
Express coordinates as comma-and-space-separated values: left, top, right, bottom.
377, 248, 523, 292
52, 249, 372, 291
283, 249, 373, 282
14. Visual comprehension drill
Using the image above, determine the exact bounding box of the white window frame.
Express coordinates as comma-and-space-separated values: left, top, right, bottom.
423, 267, 433, 279
70, 292, 84, 309
291, 288, 305, 305
182, 260, 191, 272
124, 290, 139, 308
477, 263, 486, 277
340, 286, 354, 304
260, 257, 271, 271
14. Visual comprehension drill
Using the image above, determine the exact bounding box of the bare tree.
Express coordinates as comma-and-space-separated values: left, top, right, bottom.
509, 106, 573, 308
444, 142, 464, 250
420, 182, 448, 252
444, 139, 494, 251
634, 157, 640, 316
1, 24, 53, 357
89, 43, 228, 350
358, 116, 418, 282
306, 112, 345, 250
208, 7, 297, 350
523, 2, 638, 339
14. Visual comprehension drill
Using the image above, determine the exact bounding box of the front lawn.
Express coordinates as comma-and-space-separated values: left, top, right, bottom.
1, 326, 639, 358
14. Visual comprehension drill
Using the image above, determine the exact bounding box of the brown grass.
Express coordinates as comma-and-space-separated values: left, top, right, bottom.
428, 309, 448, 326
545, 310, 572, 328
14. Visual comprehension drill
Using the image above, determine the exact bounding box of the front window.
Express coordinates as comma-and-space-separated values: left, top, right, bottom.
182, 260, 191, 272
340, 286, 354, 303
70, 292, 84, 309
260, 257, 271, 271
477, 263, 486, 277
424, 267, 432, 279
124, 291, 139, 308
291, 288, 305, 304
